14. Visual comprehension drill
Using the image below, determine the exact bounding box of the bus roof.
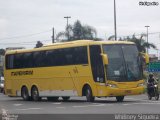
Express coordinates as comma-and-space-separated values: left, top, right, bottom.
5, 40, 135, 55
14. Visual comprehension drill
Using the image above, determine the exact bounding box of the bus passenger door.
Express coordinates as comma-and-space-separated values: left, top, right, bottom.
90, 45, 106, 96
90, 45, 105, 83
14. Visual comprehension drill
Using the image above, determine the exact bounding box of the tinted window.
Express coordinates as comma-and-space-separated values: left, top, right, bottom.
23, 53, 33, 68
6, 55, 14, 69
6, 46, 88, 69
14, 53, 24, 68
103, 44, 142, 82
33, 51, 46, 67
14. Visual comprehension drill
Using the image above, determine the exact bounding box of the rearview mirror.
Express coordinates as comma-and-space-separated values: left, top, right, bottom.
140, 52, 149, 64
101, 54, 108, 65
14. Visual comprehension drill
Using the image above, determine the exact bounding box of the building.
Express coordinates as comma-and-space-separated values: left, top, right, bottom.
149, 54, 158, 62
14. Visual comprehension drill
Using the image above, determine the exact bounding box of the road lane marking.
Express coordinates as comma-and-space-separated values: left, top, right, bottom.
92, 103, 99, 104
133, 102, 160, 105
73, 106, 88, 108
52, 102, 62, 105
72, 104, 107, 108
2, 108, 8, 115
122, 102, 160, 106
13, 104, 23, 106
126, 97, 149, 101
125, 97, 160, 102
56, 107, 65, 109
123, 104, 130, 105
15, 108, 42, 111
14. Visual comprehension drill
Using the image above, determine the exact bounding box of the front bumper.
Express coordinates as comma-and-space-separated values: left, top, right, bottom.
106, 87, 145, 97
97, 85, 145, 97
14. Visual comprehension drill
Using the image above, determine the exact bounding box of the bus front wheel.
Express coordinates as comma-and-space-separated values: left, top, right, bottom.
116, 96, 124, 102
31, 86, 41, 101
21, 86, 30, 101
85, 86, 95, 102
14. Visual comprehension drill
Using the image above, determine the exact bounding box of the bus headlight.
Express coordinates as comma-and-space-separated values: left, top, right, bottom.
107, 84, 118, 88
137, 83, 144, 87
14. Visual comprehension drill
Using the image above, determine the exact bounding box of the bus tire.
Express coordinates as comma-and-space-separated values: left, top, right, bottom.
62, 97, 70, 101
31, 86, 41, 101
116, 96, 124, 102
47, 97, 59, 101
21, 86, 30, 101
85, 86, 95, 102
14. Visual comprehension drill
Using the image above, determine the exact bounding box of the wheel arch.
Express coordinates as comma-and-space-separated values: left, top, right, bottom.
31, 85, 39, 92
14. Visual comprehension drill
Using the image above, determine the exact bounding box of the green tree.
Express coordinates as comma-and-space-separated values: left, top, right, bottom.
108, 34, 156, 52
73, 20, 83, 40
0, 49, 5, 55
56, 24, 73, 41
127, 34, 156, 52
56, 20, 98, 41
35, 41, 43, 48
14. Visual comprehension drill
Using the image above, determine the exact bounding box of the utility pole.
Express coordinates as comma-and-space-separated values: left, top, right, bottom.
52, 27, 55, 43
114, 0, 117, 41
145, 26, 150, 53
64, 16, 71, 40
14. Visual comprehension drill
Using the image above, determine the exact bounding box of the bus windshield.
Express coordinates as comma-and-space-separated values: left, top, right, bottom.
103, 44, 143, 82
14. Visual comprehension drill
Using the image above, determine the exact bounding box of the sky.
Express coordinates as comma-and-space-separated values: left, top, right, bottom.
0, 0, 160, 55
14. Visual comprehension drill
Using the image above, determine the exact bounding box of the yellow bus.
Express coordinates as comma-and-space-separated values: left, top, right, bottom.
4, 40, 148, 102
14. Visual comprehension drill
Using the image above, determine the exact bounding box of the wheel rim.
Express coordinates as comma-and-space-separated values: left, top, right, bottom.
32, 87, 39, 101
23, 91, 27, 99
86, 89, 91, 100
33, 90, 37, 99
86, 87, 94, 102
22, 87, 28, 100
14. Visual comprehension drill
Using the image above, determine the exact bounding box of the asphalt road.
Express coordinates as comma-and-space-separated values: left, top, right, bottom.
0, 93, 160, 114
0, 93, 160, 120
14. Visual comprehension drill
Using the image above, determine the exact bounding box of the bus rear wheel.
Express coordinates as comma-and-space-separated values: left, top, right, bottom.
21, 86, 30, 101
62, 97, 70, 101
31, 86, 41, 101
85, 86, 95, 102
116, 96, 124, 102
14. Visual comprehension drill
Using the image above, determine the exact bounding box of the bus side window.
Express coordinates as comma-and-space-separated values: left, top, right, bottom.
23, 53, 33, 68
33, 52, 44, 67
74, 46, 88, 65
6, 55, 14, 69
